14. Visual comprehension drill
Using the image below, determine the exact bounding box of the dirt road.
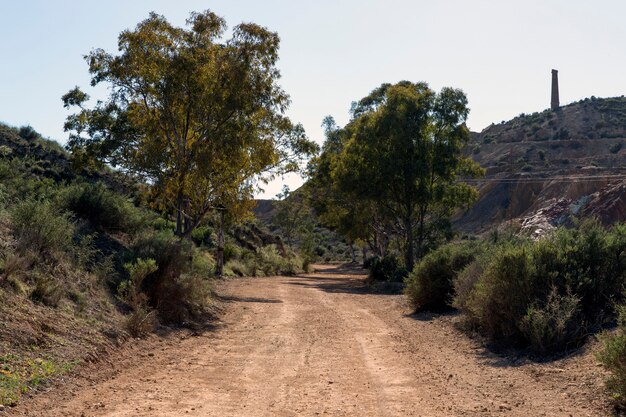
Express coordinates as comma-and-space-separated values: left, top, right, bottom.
13, 265, 609, 416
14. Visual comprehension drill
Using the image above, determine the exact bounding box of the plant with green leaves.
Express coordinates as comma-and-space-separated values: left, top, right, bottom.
63, 10, 318, 239
307, 116, 393, 258
597, 305, 626, 409
328, 82, 483, 270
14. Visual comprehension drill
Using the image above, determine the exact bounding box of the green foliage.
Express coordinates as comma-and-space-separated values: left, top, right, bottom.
130, 230, 213, 324
30, 274, 64, 307
119, 258, 158, 307
405, 241, 478, 312
18, 125, 40, 141
58, 182, 144, 233
11, 200, 74, 256
309, 82, 483, 270
367, 255, 406, 283
453, 253, 488, 313
223, 245, 305, 277
224, 259, 253, 277
0, 355, 74, 407
191, 225, 214, 247
519, 288, 583, 355
223, 243, 243, 263
453, 219, 626, 353
255, 245, 285, 276
460, 241, 537, 341
597, 306, 626, 409
150, 216, 175, 231
118, 258, 158, 336
63, 10, 318, 238
190, 249, 216, 278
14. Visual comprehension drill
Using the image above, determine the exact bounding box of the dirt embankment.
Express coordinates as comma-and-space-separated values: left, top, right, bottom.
11, 265, 610, 416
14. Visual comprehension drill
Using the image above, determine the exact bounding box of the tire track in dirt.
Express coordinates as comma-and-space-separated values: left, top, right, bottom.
11, 265, 610, 416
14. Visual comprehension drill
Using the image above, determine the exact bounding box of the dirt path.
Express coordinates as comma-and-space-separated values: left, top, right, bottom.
12, 265, 610, 416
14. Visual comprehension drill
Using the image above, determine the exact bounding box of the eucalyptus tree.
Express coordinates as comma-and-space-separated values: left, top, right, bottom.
306, 117, 390, 258
63, 10, 318, 238
331, 81, 483, 270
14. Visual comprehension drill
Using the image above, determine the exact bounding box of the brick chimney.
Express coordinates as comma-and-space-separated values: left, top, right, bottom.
551, 69, 560, 111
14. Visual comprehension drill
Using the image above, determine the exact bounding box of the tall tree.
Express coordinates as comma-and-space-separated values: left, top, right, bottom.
331, 81, 483, 270
63, 10, 318, 238
306, 117, 391, 257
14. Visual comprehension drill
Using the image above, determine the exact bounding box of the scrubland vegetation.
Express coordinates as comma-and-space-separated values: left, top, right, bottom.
401, 220, 626, 407
0, 8, 317, 406
3, 5, 626, 413
299, 77, 626, 408
0, 118, 307, 406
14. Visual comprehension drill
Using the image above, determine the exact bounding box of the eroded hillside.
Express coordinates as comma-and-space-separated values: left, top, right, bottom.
457, 96, 626, 232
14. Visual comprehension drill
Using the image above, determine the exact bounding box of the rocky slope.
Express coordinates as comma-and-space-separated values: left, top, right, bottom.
456, 96, 626, 232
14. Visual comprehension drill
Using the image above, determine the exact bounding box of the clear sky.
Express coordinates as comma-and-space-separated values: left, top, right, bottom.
1, 0, 625, 198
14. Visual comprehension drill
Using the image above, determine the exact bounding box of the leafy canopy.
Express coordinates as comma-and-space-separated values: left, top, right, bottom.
310, 81, 483, 269
63, 10, 318, 236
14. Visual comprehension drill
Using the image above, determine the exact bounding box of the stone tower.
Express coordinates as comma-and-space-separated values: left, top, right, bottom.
551, 69, 560, 110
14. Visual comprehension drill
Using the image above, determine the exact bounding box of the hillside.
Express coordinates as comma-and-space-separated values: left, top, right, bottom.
253, 196, 355, 263
456, 96, 626, 232
0, 122, 301, 409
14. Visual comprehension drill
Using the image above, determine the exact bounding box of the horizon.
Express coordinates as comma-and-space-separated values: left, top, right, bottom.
2, 0, 626, 198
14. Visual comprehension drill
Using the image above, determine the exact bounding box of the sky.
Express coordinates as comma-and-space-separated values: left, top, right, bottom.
1, 0, 626, 198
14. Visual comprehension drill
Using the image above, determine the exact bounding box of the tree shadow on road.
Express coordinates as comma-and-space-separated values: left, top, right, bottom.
216, 294, 283, 304
286, 273, 404, 296
404, 309, 460, 322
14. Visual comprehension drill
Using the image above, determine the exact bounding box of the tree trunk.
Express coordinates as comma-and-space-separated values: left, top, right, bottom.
404, 216, 414, 271
362, 247, 368, 266
349, 243, 356, 263
416, 207, 427, 261
215, 209, 225, 277
175, 191, 184, 237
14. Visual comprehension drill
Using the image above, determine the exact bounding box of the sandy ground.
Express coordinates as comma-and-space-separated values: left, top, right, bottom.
11, 264, 610, 416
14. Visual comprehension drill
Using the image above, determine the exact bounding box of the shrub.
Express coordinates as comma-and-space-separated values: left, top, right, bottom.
551, 220, 624, 319
461, 241, 538, 341
224, 259, 252, 277
610, 142, 623, 154
363, 256, 378, 269
256, 245, 284, 276
519, 288, 584, 354
58, 182, 143, 233
190, 249, 215, 278
118, 258, 158, 309
223, 243, 242, 263
281, 253, 305, 276
454, 220, 626, 352
18, 125, 39, 141
131, 231, 212, 324
118, 258, 158, 337
191, 225, 214, 247
367, 255, 405, 282
30, 274, 64, 307
150, 217, 175, 231
597, 305, 626, 409
405, 242, 478, 312
453, 254, 488, 312
12, 200, 74, 256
